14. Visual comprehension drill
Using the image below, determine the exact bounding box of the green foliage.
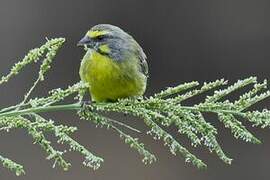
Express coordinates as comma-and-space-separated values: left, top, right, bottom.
0, 38, 270, 175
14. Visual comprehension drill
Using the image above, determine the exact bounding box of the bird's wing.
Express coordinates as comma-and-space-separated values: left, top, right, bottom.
138, 48, 149, 77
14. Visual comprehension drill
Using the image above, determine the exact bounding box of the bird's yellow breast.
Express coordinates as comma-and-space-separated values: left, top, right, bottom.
79, 50, 146, 102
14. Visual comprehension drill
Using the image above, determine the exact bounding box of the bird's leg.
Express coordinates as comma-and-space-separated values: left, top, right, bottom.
80, 100, 93, 108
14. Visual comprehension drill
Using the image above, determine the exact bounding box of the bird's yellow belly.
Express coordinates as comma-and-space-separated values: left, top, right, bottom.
79, 50, 146, 102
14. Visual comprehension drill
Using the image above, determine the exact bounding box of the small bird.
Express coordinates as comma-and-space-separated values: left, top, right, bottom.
77, 24, 148, 102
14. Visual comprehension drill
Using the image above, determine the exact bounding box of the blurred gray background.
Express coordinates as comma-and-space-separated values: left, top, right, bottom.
0, 0, 270, 179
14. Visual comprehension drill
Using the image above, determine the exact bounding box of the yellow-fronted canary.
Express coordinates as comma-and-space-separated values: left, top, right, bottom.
78, 24, 148, 102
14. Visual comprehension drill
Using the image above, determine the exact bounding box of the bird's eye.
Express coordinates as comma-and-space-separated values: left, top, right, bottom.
96, 35, 105, 41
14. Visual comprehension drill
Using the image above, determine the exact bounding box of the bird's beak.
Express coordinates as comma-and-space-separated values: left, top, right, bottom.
77, 36, 92, 47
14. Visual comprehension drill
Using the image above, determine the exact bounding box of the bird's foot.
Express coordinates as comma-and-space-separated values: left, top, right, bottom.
80, 100, 94, 108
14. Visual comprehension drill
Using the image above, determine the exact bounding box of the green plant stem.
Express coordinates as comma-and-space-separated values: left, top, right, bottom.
0, 101, 33, 113
0, 102, 246, 119
17, 77, 41, 110
180, 106, 246, 117
0, 103, 81, 117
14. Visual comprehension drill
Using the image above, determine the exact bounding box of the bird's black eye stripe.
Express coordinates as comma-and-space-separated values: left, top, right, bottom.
95, 35, 106, 40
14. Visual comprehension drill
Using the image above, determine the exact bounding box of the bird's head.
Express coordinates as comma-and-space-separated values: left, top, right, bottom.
77, 24, 145, 61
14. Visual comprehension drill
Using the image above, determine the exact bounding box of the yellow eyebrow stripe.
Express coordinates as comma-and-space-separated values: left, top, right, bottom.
87, 30, 108, 38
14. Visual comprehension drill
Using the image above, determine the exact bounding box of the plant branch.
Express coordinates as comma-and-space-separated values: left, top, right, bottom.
1, 38, 270, 175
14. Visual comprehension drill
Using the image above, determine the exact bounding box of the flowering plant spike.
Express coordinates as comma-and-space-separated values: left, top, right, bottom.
1, 38, 270, 175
